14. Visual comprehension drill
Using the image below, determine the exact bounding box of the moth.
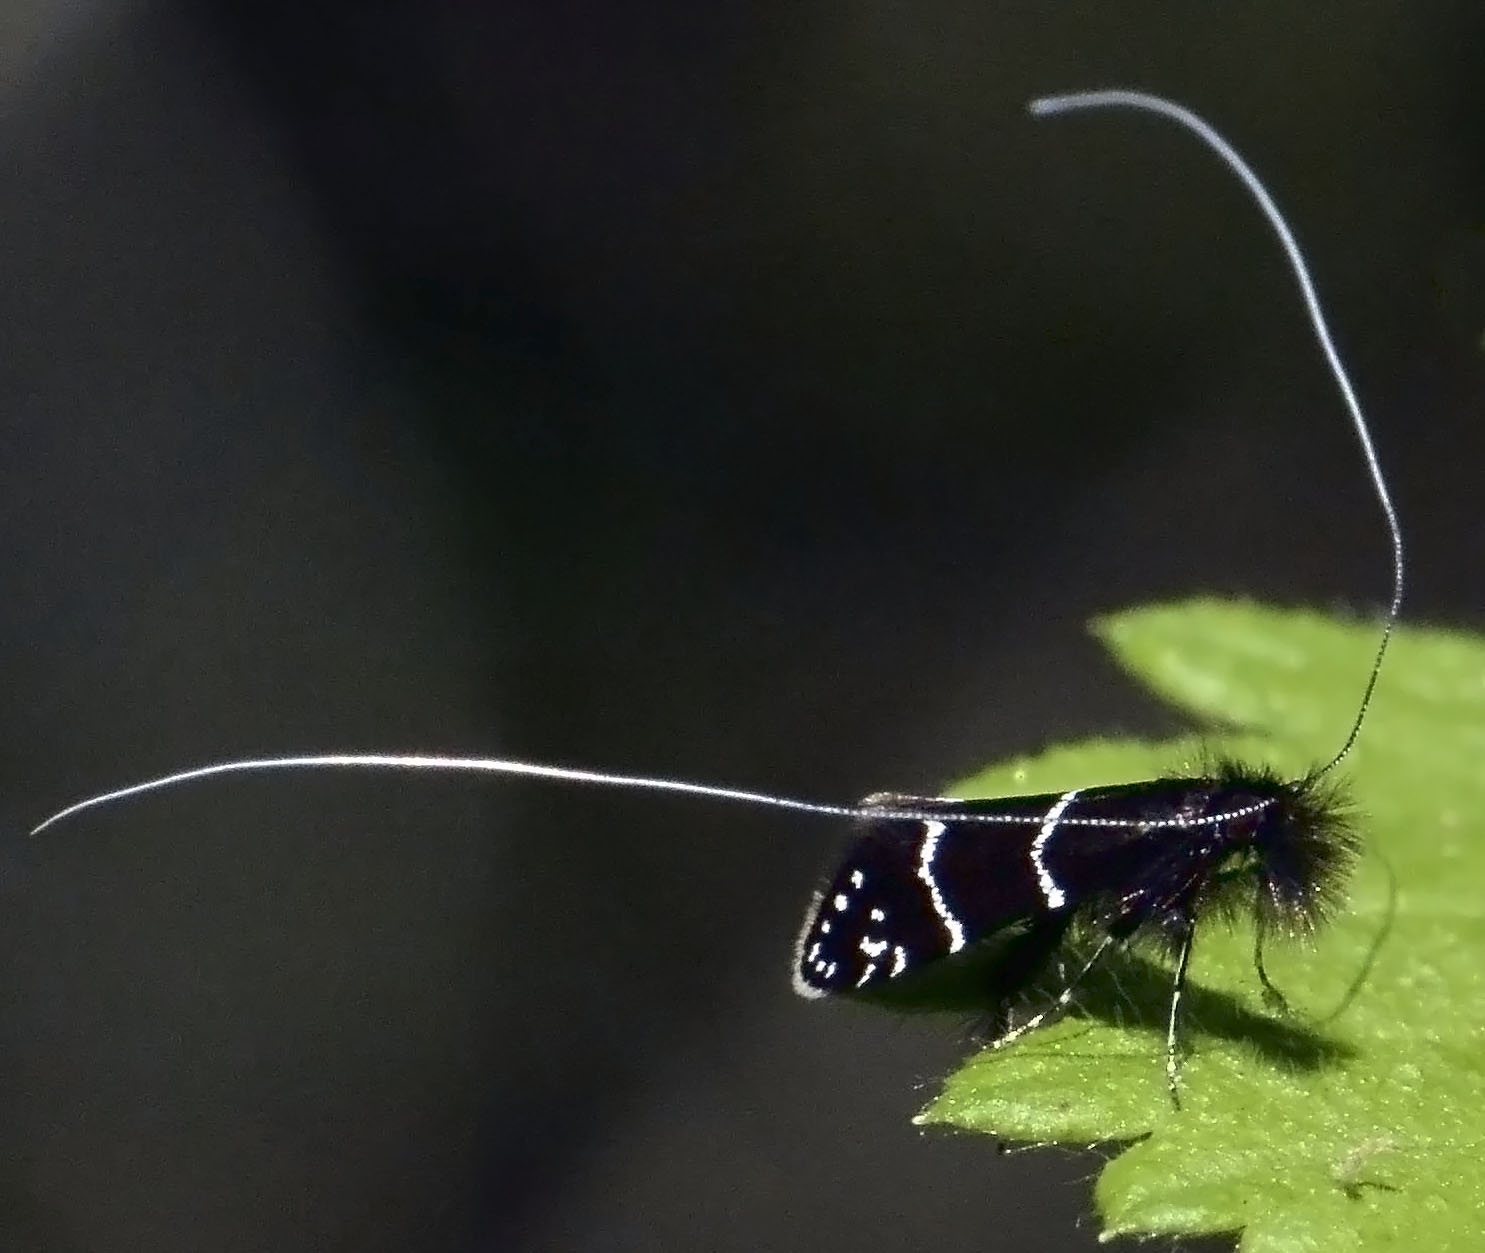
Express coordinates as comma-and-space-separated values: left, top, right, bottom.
792, 90, 1401, 1097
32, 89, 1402, 1103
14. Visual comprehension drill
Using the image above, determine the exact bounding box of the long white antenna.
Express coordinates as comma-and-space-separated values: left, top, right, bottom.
28, 755, 873, 836
28, 751, 1273, 837
1027, 89, 1404, 775
30, 89, 1400, 837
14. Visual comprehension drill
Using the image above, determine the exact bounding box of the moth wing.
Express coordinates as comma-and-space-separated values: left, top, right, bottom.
792, 793, 1059, 997
1034, 777, 1270, 936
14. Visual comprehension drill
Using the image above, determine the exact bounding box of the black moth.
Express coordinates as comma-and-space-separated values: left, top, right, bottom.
792, 87, 1402, 1101
793, 763, 1356, 1002
791, 763, 1357, 1092
30, 89, 1403, 1105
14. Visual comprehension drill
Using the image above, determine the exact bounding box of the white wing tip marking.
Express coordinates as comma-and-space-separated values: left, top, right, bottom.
790, 891, 831, 998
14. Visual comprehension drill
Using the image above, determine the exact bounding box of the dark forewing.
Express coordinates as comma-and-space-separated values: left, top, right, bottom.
1034, 775, 1293, 934
791, 774, 1300, 998
792, 793, 1062, 997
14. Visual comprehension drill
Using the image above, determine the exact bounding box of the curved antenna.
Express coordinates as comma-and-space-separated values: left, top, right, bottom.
29, 90, 1398, 837
28, 751, 1273, 837
1027, 88, 1404, 776
29, 755, 868, 836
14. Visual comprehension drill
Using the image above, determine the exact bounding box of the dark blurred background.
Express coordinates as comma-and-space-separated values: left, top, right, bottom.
0, 1, 1481, 1249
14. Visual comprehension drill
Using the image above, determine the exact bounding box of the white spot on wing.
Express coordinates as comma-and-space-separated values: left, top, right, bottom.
1032, 789, 1080, 910
869, 907, 885, 922
790, 891, 831, 999
916, 820, 966, 953
850, 869, 865, 889
860, 936, 888, 958
891, 946, 908, 976
856, 962, 877, 987
833, 893, 849, 912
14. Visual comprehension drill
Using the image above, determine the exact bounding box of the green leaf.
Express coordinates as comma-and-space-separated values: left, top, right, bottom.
914, 598, 1485, 1250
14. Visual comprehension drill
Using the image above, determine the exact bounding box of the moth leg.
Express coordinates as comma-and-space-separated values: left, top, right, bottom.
1165, 920, 1195, 1107
1252, 927, 1291, 1014
991, 932, 1120, 1051
980, 913, 1075, 1038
